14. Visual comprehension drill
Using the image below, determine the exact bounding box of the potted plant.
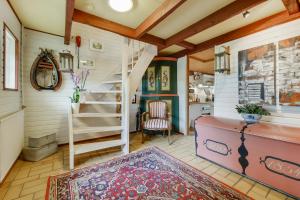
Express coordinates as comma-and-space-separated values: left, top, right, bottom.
235, 104, 270, 124
70, 87, 80, 113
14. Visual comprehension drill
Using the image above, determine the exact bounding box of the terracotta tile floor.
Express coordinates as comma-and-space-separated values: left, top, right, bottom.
0, 133, 296, 200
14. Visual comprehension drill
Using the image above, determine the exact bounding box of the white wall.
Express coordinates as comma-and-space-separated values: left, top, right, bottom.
0, 0, 22, 118
23, 22, 124, 144
214, 19, 300, 127
177, 56, 188, 134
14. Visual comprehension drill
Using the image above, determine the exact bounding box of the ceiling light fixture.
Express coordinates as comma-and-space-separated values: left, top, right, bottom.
242, 10, 250, 18
108, 0, 133, 12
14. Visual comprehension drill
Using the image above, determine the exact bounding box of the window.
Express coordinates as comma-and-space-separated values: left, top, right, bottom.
3, 23, 18, 90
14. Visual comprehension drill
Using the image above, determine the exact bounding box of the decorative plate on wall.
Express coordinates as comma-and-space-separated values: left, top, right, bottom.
30, 49, 62, 91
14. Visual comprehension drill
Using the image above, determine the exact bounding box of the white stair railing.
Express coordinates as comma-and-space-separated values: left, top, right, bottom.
67, 37, 157, 170
121, 38, 130, 154
68, 102, 75, 170
128, 43, 157, 97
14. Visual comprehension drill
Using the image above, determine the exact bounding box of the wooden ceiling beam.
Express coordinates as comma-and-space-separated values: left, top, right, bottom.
163, 0, 267, 49
135, 0, 186, 38
64, 0, 75, 44
282, 0, 300, 15
72, 9, 196, 50
73, 9, 136, 38
140, 34, 166, 49
177, 41, 196, 50
73, 9, 168, 47
171, 11, 300, 58
189, 56, 214, 63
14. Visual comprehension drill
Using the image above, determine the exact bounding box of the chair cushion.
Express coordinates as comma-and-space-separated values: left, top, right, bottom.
144, 119, 169, 130
149, 101, 167, 118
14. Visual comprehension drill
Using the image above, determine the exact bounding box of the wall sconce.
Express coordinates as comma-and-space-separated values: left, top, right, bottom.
215, 46, 230, 74
59, 50, 73, 72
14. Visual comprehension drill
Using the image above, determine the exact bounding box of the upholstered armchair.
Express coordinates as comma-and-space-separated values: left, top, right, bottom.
141, 100, 172, 144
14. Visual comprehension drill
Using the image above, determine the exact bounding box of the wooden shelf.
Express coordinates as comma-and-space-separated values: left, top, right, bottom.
142, 94, 178, 97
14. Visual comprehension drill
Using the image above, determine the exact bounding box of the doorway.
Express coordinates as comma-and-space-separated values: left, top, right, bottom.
187, 48, 215, 135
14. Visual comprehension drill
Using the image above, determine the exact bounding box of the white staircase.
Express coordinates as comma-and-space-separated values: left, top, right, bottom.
68, 38, 157, 169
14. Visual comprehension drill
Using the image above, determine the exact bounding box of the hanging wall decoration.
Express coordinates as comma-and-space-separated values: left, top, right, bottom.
278, 36, 300, 106
59, 50, 73, 72
215, 46, 230, 74
147, 66, 155, 91
90, 39, 104, 52
161, 66, 170, 91
30, 48, 62, 91
238, 43, 276, 105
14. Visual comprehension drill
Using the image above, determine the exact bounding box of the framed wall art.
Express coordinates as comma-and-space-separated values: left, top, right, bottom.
90, 39, 104, 52
238, 43, 276, 105
161, 66, 170, 91
79, 59, 96, 69
147, 66, 155, 91
278, 36, 300, 106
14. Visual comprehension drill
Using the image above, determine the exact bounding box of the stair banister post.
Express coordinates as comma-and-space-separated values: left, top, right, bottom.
68, 100, 74, 170
121, 37, 130, 154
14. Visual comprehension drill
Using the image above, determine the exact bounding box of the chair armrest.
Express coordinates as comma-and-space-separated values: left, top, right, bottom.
142, 112, 150, 124
167, 112, 172, 119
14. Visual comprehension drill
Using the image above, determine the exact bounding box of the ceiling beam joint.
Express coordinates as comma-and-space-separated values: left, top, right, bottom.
135, 0, 186, 38
282, 0, 300, 15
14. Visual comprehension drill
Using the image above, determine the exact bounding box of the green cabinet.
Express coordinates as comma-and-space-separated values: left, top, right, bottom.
140, 58, 179, 132
142, 60, 177, 94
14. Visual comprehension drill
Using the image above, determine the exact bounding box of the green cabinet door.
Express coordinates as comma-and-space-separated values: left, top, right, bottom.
142, 60, 177, 94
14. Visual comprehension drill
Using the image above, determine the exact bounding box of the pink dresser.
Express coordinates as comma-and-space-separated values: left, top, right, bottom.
195, 116, 300, 199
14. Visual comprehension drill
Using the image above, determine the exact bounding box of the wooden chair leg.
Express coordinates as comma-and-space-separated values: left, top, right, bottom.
168, 129, 171, 145
141, 129, 144, 144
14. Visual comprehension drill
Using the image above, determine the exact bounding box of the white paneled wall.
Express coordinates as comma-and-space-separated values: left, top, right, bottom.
214, 19, 300, 127
177, 56, 188, 135
23, 22, 123, 144
0, 0, 22, 118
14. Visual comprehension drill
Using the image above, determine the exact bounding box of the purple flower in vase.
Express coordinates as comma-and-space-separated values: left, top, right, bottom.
81, 69, 90, 90
71, 71, 81, 88
70, 69, 90, 91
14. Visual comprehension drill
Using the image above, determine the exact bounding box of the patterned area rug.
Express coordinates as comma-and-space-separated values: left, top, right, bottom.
46, 147, 251, 200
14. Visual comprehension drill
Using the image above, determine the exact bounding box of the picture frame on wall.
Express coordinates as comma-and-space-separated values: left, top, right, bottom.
131, 94, 137, 104
238, 43, 276, 105
90, 39, 104, 52
147, 66, 156, 91
278, 36, 300, 106
161, 66, 170, 91
79, 59, 96, 69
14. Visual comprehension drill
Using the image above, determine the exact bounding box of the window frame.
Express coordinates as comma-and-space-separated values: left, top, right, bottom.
3, 23, 19, 91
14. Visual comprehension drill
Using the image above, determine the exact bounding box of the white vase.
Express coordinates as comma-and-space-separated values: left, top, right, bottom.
71, 103, 80, 114
241, 113, 262, 124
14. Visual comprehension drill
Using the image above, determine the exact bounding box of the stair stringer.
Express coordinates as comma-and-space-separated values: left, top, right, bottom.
128, 44, 157, 97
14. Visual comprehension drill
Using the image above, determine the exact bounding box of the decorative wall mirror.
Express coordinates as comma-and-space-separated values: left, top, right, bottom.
30, 49, 62, 91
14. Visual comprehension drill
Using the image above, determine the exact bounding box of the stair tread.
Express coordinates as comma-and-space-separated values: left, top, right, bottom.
74, 139, 125, 155
102, 80, 122, 84
73, 113, 122, 117
87, 90, 122, 94
81, 101, 122, 105
113, 70, 132, 75
73, 126, 122, 134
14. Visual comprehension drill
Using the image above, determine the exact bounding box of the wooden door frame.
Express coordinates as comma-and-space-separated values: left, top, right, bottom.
186, 56, 190, 135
